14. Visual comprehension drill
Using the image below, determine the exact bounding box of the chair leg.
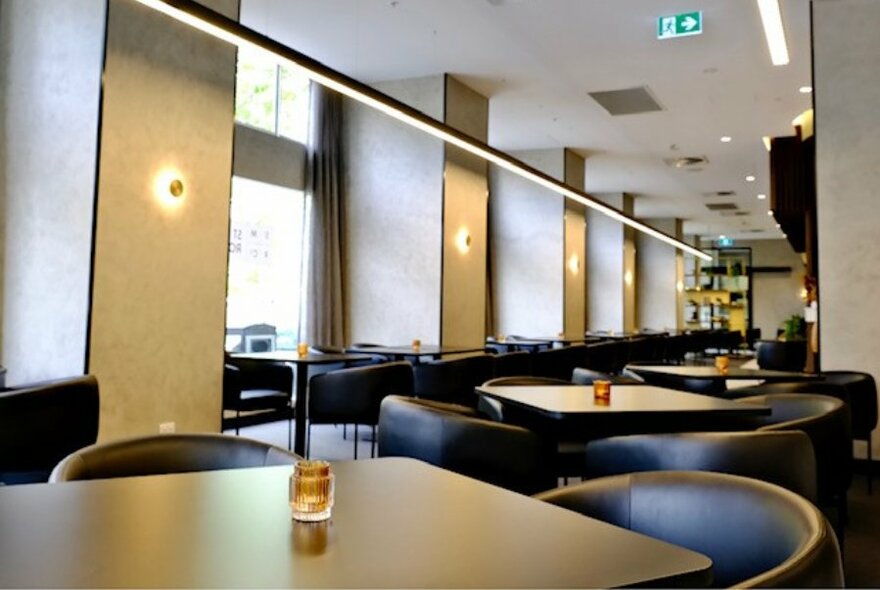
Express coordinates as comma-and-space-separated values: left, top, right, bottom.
371, 425, 377, 458
353, 424, 359, 460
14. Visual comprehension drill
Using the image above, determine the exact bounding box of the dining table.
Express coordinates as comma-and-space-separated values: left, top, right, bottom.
476, 383, 770, 439
345, 343, 487, 363
0, 458, 712, 588
232, 350, 374, 455
625, 364, 821, 383
485, 336, 554, 352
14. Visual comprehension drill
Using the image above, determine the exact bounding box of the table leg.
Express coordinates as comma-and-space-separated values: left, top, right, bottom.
293, 364, 309, 456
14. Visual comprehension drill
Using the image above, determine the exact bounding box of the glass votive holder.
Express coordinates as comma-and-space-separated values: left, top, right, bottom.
297, 342, 309, 358
715, 355, 730, 375
593, 379, 612, 402
412, 338, 421, 352
289, 460, 334, 522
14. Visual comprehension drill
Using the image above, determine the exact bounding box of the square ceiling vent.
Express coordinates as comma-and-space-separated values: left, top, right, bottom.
588, 86, 663, 116
705, 202, 738, 211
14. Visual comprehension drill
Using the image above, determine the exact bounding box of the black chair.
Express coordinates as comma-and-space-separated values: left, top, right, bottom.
584, 341, 616, 373
308, 361, 414, 459
491, 351, 532, 378
413, 354, 494, 406
536, 471, 844, 588
821, 371, 878, 492
583, 431, 818, 502
377, 395, 554, 495
0, 375, 99, 485
630, 366, 727, 396
49, 433, 299, 482
720, 380, 848, 401
756, 339, 807, 372
531, 345, 587, 381
223, 356, 293, 446
736, 393, 852, 530
571, 367, 642, 385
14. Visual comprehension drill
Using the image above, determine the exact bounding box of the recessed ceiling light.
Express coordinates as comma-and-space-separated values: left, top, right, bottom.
746, 175, 756, 182
757, 193, 767, 200
799, 86, 813, 94
720, 136, 732, 143
775, 223, 781, 228
767, 210, 774, 215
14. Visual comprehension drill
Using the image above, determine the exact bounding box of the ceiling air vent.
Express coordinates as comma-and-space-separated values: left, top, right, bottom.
704, 190, 736, 197
705, 202, 738, 211
664, 156, 709, 168
720, 210, 751, 217
588, 86, 663, 116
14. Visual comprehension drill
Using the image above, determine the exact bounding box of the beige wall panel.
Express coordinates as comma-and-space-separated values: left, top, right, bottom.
343, 76, 444, 345
0, 0, 104, 384
814, 0, 880, 458
89, 0, 238, 439
490, 150, 565, 337
588, 192, 630, 332
623, 219, 637, 333
563, 150, 586, 338
441, 77, 488, 347
232, 124, 305, 190
636, 218, 681, 331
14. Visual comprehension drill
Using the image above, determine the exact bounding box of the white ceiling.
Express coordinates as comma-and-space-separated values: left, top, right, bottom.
241, 0, 813, 241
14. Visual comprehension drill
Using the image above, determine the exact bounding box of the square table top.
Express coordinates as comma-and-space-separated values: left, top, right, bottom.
476, 384, 769, 420
626, 364, 821, 382
231, 351, 375, 365
0, 458, 711, 588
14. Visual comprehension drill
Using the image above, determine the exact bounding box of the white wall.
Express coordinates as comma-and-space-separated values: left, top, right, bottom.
490, 150, 565, 337
813, 0, 880, 457
0, 0, 104, 384
636, 218, 682, 331
587, 193, 634, 332
88, 0, 238, 439
343, 76, 445, 345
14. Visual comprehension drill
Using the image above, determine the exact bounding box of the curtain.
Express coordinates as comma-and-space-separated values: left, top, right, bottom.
302, 82, 345, 347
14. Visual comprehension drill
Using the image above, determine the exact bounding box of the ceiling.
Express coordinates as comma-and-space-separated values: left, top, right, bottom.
240, 0, 813, 241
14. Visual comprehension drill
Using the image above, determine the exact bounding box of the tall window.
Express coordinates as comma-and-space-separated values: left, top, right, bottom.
234, 46, 310, 143
226, 49, 312, 352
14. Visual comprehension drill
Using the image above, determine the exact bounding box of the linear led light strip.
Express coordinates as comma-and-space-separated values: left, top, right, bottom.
131, 0, 712, 262
756, 0, 789, 66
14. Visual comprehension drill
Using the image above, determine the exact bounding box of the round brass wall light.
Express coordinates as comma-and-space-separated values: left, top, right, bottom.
169, 179, 184, 197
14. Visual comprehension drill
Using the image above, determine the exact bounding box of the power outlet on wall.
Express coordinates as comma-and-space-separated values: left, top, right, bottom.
159, 422, 176, 434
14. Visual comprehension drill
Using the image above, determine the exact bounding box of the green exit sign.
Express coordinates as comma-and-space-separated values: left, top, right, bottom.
657, 11, 703, 39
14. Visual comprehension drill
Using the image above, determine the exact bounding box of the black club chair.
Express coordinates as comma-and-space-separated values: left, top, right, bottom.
531, 345, 588, 381
0, 375, 99, 485
735, 393, 852, 533
821, 371, 878, 492
584, 341, 616, 373
628, 365, 727, 396
756, 339, 807, 372
490, 351, 532, 378
571, 367, 642, 385
223, 356, 293, 446
583, 431, 818, 502
308, 361, 414, 459
377, 395, 555, 495
50, 433, 299, 482
536, 471, 844, 588
413, 354, 495, 407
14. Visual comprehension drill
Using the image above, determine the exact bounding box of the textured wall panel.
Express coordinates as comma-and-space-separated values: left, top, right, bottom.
89, 0, 238, 439
0, 0, 104, 384
636, 218, 681, 331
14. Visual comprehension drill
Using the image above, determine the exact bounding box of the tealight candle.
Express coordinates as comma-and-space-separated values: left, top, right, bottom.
290, 460, 334, 522
297, 342, 308, 358
412, 339, 421, 352
715, 355, 730, 375
593, 379, 611, 402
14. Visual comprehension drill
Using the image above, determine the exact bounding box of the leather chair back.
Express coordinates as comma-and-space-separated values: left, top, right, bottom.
756, 340, 807, 372
572, 367, 642, 385
536, 471, 844, 588
821, 371, 878, 440
309, 361, 414, 426
721, 380, 847, 401
491, 351, 532, 378
632, 368, 727, 396
414, 354, 494, 406
584, 341, 616, 373
583, 431, 818, 502
736, 393, 852, 508
531, 345, 587, 381
378, 395, 554, 495
477, 377, 575, 422
0, 375, 99, 484
50, 433, 299, 482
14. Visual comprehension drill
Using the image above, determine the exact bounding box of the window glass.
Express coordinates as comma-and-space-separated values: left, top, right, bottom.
278, 65, 311, 143
234, 47, 278, 133
226, 177, 307, 351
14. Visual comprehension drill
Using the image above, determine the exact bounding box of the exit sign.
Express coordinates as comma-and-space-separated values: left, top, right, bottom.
657, 12, 703, 39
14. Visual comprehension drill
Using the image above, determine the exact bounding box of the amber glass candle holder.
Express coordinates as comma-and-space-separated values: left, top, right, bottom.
412, 339, 421, 352
593, 379, 611, 402
297, 342, 309, 358
290, 460, 334, 522
715, 355, 730, 375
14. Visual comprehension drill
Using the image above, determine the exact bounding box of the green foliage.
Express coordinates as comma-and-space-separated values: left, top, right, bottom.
782, 314, 806, 341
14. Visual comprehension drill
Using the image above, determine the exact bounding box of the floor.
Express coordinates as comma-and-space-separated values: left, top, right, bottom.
230, 418, 880, 587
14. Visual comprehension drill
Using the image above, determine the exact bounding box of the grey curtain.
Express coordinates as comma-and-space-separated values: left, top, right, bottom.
302, 82, 345, 347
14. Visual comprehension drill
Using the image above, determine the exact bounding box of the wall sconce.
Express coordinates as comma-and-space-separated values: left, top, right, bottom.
455, 227, 471, 254
676, 280, 684, 293
154, 167, 185, 209
624, 270, 634, 286
568, 253, 580, 274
